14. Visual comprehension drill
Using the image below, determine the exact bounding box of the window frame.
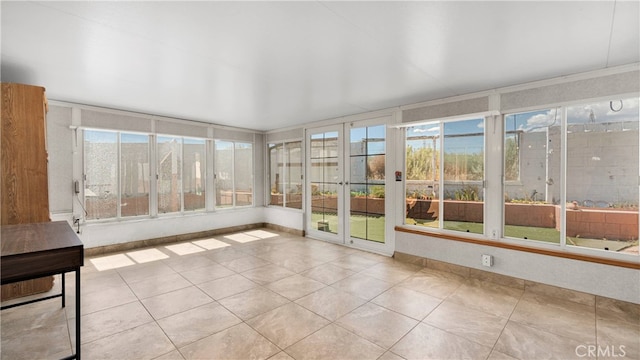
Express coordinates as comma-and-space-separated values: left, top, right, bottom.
214, 139, 255, 209
500, 96, 640, 260
267, 139, 304, 211
403, 116, 487, 237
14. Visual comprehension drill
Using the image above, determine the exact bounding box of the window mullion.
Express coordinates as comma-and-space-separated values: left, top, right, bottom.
232, 142, 236, 208
149, 134, 158, 217
560, 106, 567, 248
438, 122, 444, 230
180, 138, 185, 213
283, 142, 288, 208
117, 132, 122, 219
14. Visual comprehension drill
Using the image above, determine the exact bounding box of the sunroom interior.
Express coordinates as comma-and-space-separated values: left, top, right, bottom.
1, 1, 639, 359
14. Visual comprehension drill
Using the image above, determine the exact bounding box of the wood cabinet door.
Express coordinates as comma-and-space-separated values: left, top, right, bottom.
1, 83, 50, 225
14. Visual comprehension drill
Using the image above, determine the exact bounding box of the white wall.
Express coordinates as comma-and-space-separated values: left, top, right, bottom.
263, 207, 304, 232
79, 208, 264, 248
396, 231, 640, 304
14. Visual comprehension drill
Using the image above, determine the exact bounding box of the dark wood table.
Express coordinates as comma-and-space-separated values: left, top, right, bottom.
1, 221, 84, 360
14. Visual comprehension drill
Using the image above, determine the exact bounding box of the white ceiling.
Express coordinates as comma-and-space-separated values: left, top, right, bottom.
2, 1, 638, 131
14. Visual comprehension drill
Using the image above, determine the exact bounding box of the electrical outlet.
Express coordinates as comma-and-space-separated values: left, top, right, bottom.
481, 254, 493, 267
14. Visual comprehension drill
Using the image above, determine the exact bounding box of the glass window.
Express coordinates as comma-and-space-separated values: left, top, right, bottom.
443, 119, 484, 234
503, 109, 561, 244
285, 141, 303, 210
85, 130, 118, 220
405, 118, 485, 235
235, 142, 253, 206
120, 133, 149, 217
268, 141, 303, 209
157, 136, 182, 214
268, 143, 285, 206
183, 138, 206, 211
406, 124, 440, 229
215, 140, 253, 208
566, 98, 639, 255
215, 140, 233, 208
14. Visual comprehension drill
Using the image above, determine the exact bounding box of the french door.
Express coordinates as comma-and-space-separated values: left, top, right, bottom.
305, 117, 393, 254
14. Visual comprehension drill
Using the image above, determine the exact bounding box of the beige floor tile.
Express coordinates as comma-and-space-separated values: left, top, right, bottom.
205, 248, 250, 263
1, 320, 71, 360
300, 264, 356, 285
2, 326, 71, 359
336, 302, 418, 349
88, 253, 137, 271
510, 292, 596, 343
331, 273, 393, 300
330, 254, 380, 272
256, 249, 301, 263
398, 268, 465, 299
268, 351, 295, 360
179, 323, 279, 360
179, 263, 236, 284
82, 322, 175, 360
306, 249, 349, 263
74, 283, 138, 316
126, 248, 171, 263
157, 302, 242, 348
82, 301, 154, 344
141, 286, 213, 320
219, 255, 271, 272
285, 324, 385, 360
372, 286, 441, 320
271, 256, 327, 273
447, 279, 522, 318
241, 264, 296, 285
1, 303, 66, 335
597, 317, 640, 360
197, 274, 258, 300
487, 350, 519, 360
218, 287, 290, 320
163, 254, 215, 273
525, 281, 595, 307
266, 274, 326, 300
596, 297, 640, 326
364, 262, 421, 284
495, 321, 591, 360
247, 303, 330, 349
78, 269, 127, 294
117, 261, 177, 284
128, 272, 192, 299
424, 300, 508, 348
153, 349, 186, 360
295, 286, 367, 321
391, 323, 492, 360
377, 351, 406, 360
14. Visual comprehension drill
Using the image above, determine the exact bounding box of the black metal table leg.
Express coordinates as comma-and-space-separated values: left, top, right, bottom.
75, 268, 81, 360
62, 272, 66, 308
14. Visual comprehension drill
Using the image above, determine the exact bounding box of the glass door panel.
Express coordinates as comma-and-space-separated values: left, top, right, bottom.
348, 124, 386, 245
307, 128, 343, 241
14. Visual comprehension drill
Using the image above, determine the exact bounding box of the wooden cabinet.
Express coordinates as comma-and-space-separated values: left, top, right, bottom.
1, 83, 53, 299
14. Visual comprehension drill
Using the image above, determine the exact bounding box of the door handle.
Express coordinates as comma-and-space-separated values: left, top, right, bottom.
338, 182, 343, 185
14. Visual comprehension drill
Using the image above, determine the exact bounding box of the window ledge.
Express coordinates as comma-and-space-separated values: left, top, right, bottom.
395, 225, 640, 270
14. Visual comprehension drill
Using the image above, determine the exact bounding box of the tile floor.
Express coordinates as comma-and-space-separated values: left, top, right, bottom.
1, 228, 639, 360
